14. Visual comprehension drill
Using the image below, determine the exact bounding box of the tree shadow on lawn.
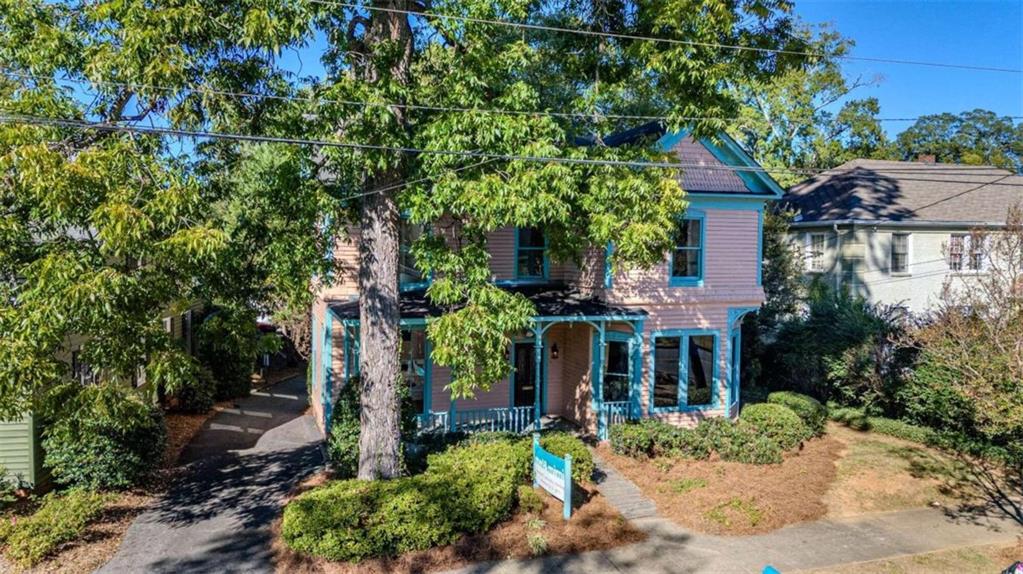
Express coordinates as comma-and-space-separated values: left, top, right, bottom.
939, 457, 1023, 529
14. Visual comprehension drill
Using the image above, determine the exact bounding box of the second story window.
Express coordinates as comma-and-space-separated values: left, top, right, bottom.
807, 232, 826, 272
515, 227, 547, 280
670, 217, 703, 285
399, 220, 426, 288
890, 233, 910, 274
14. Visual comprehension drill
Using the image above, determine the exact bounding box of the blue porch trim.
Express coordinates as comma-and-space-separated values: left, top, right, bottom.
756, 209, 764, 287
321, 314, 334, 428
604, 242, 614, 289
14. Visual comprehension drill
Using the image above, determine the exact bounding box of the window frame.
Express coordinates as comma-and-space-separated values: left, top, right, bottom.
514, 227, 549, 281
398, 218, 430, 291
948, 233, 987, 274
602, 331, 632, 404
890, 232, 911, 276
806, 232, 827, 273
648, 329, 720, 414
668, 211, 706, 288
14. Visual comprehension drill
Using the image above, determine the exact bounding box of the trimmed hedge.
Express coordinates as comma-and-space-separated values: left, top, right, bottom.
608, 419, 710, 460
739, 403, 810, 450
282, 439, 532, 562
0, 490, 114, 567
538, 432, 594, 483
767, 391, 828, 436
829, 406, 938, 445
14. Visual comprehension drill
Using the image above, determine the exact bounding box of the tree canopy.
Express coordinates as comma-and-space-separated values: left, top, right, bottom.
893, 109, 1023, 172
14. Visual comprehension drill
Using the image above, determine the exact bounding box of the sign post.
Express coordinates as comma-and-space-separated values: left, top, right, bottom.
532, 433, 572, 520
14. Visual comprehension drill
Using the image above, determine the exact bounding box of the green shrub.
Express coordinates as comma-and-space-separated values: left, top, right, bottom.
172, 365, 216, 414
717, 427, 784, 464
739, 403, 810, 451
42, 385, 166, 490
517, 485, 544, 514
0, 490, 113, 567
0, 464, 16, 508
538, 432, 594, 483
767, 391, 828, 436
829, 406, 938, 445
609, 421, 655, 458
283, 440, 532, 562
195, 308, 264, 400
327, 378, 418, 478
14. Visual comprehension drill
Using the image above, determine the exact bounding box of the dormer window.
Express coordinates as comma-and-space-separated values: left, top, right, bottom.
515, 227, 547, 280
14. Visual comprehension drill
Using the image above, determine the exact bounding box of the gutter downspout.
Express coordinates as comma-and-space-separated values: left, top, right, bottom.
834, 223, 841, 293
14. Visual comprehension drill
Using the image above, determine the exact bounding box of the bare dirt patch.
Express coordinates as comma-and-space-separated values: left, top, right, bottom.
595, 436, 844, 535
271, 478, 645, 574
1, 402, 230, 574
824, 424, 971, 517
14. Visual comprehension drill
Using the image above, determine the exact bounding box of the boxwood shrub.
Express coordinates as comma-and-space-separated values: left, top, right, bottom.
609, 421, 656, 458
282, 439, 533, 563
538, 432, 594, 483
767, 391, 828, 436
739, 403, 811, 451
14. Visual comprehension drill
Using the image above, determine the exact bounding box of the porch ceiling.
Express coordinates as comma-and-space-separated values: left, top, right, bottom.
328, 283, 647, 322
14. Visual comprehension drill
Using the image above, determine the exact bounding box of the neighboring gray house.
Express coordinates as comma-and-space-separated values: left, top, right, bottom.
783, 159, 1022, 313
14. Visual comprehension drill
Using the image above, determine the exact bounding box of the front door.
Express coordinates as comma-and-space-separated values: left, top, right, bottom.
513, 342, 538, 407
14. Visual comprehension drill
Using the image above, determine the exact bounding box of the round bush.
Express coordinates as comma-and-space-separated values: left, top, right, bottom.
739, 403, 810, 451
716, 424, 784, 464
609, 422, 655, 458
42, 387, 166, 490
767, 391, 828, 436
172, 366, 216, 414
539, 432, 594, 483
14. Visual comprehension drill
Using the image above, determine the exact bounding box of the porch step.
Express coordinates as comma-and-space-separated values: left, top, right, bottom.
590, 452, 658, 520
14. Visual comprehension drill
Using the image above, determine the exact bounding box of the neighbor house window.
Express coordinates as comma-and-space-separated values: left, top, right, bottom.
807, 233, 826, 272
651, 332, 717, 411
399, 220, 426, 288
670, 217, 703, 285
401, 329, 428, 414
890, 233, 910, 274
949, 234, 985, 272
515, 227, 547, 279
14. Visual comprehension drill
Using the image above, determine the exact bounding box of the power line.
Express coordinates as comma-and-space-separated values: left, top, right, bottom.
10, 67, 1010, 128
5, 114, 1023, 186
310, 0, 1023, 74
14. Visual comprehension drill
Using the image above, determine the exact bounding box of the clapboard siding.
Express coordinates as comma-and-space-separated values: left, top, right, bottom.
0, 415, 47, 489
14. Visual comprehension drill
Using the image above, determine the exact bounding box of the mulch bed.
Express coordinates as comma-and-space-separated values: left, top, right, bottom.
595, 436, 845, 536
271, 475, 646, 574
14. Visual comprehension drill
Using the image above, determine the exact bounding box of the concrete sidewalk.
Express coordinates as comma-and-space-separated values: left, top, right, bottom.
447, 507, 1021, 574
96, 376, 324, 574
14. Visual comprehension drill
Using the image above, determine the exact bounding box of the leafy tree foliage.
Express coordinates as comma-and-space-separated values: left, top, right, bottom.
893, 109, 1023, 171
727, 23, 892, 186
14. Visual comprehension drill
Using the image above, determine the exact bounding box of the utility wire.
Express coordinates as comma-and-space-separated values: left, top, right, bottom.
10, 67, 1009, 128
5, 113, 1023, 186
309, 0, 1023, 74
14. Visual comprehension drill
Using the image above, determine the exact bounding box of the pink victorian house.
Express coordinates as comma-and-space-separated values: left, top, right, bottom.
310, 123, 783, 439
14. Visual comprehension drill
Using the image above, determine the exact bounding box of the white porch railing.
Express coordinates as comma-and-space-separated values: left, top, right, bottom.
415, 411, 450, 433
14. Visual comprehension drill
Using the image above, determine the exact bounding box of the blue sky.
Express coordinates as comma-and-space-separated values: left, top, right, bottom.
792, 0, 1023, 135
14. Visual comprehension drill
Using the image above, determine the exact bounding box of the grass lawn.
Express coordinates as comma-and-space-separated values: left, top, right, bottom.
597, 421, 1011, 536
272, 476, 645, 574
801, 540, 1023, 573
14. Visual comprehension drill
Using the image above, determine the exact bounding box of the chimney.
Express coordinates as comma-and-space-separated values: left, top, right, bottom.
916, 154, 936, 164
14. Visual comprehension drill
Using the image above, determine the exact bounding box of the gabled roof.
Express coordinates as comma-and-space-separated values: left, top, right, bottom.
578, 121, 784, 198
784, 159, 1023, 225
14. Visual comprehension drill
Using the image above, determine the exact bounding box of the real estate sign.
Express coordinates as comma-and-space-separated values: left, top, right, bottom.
532, 434, 572, 519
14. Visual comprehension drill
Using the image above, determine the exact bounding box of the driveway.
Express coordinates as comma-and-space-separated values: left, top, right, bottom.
97, 376, 324, 574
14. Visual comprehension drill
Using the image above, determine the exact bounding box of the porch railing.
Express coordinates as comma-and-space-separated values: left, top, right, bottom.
415, 411, 450, 433
454, 406, 536, 434
598, 401, 633, 440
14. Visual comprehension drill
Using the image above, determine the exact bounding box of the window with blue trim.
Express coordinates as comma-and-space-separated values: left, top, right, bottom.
516, 227, 547, 279
399, 220, 427, 289
400, 329, 428, 414
670, 217, 703, 285
651, 333, 716, 410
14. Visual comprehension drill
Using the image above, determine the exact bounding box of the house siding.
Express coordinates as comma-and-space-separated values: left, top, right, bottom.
0, 415, 48, 490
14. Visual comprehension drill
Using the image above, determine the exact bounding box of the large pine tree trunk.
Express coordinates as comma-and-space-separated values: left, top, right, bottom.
357, 180, 402, 479
355, 1, 412, 480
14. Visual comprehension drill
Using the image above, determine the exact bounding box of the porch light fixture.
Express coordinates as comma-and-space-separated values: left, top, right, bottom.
550, 343, 559, 359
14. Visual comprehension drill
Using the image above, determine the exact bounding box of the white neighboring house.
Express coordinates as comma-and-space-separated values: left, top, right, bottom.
783, 158, 1022, 313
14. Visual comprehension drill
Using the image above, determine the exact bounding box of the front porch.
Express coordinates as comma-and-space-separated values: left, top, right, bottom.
323, 284, 647, 439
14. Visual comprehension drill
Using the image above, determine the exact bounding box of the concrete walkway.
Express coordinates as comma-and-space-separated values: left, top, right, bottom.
447, 508, 1020, 573
97, 376, 324, 574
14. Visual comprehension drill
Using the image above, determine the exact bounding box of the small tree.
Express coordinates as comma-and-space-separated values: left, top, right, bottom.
916, 206, 1023, 446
